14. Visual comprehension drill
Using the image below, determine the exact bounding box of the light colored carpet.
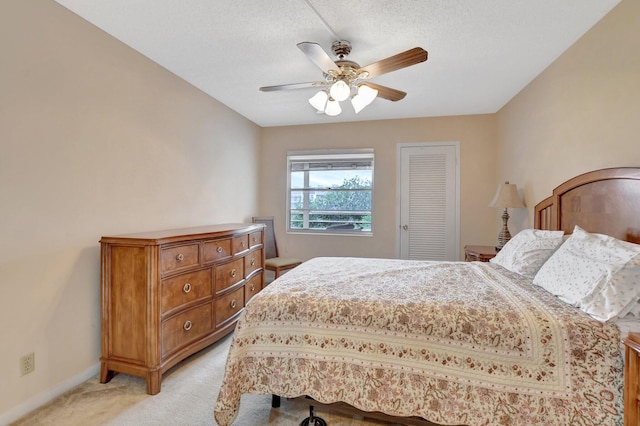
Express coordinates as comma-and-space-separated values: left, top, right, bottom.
10, 333, 407, 426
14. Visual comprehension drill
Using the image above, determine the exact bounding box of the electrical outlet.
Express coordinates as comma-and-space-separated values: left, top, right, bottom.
21, 352, 35, 376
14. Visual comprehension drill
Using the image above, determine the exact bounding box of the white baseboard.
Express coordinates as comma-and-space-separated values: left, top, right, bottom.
0, 363, 101, 426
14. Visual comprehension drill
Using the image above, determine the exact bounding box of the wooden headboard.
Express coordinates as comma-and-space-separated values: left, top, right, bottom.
534, 167, 640, 244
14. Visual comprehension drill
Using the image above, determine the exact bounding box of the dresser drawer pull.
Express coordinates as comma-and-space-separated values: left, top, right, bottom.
183, 320, 192, 331
250, 283, 255, 292
241, 241, 246, 248
250, 258, 255, 266
230, 300, 237, 309
182, 282, 191, 294
176, 253, 184, 262
217, 246, 223, 253
231, 269, 237, 278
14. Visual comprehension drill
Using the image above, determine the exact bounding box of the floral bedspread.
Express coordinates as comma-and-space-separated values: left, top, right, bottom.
214, 257, 623, 426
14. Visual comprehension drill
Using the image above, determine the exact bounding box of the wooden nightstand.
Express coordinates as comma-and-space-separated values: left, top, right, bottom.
464, 245, 498, 262
624, 332, 640, 426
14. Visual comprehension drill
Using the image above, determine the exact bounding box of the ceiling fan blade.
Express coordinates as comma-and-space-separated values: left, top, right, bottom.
361, 82, 406, 102
358, 47, 428, 79
297, 42, 341, 75
260, 82, 328, 92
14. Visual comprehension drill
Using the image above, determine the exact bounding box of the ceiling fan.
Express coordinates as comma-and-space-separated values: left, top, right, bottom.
259, 40, 428, 116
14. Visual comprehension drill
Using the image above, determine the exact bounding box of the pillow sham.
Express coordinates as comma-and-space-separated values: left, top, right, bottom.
489, 229, 565, 277
532, 225, 640, 321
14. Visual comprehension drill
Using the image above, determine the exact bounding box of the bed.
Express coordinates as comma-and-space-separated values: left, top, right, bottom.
214, 167, 640, 426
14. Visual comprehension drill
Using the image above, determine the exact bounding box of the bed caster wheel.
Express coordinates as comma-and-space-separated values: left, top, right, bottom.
300, 405, 327, 426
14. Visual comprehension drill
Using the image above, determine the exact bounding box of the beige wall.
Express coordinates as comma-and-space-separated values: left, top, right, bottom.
259, 115, 498, 262
0, 0, 260, 422
496, 0, 640, 231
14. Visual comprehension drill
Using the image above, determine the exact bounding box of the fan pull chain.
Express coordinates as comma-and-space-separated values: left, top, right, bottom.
303, 0, 341, 41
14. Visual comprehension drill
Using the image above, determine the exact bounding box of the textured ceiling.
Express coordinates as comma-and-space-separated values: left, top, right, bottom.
54, 0, 620, 127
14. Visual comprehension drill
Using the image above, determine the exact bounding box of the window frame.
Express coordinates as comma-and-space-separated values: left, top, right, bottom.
286, 149, 374, 236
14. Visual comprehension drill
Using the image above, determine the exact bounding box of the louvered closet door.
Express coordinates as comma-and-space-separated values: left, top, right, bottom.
398, 143, 459, 261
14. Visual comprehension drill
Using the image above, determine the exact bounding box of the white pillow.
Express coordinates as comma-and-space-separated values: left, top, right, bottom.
533, 225, 640, 321
489, 229, 565, 277
593, 255, 640, 318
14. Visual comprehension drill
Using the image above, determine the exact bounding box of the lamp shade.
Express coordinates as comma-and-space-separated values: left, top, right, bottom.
351, 95, 367, 114
358, 84, 378, 104
329, 80, 351, 102
489, 181, 525, 208
351, 84, 378, 113
309, 91, 328, 112
324, 98, 342, 116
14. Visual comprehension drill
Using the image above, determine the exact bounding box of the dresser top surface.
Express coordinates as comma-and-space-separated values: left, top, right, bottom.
100, 223, 264, 244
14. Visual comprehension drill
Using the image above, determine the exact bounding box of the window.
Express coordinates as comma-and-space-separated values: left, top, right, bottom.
287, 149, 374, 235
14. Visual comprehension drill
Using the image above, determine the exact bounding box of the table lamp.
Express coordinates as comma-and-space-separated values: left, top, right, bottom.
489, 181, 525, 250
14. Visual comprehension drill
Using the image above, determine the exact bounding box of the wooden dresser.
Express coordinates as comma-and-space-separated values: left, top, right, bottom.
99, 223, 264, 394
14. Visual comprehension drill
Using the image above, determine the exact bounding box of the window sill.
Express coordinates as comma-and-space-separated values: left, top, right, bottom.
286, 230, 373, 237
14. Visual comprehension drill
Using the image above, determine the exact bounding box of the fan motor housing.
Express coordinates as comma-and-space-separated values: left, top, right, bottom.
331, 40, 352, 59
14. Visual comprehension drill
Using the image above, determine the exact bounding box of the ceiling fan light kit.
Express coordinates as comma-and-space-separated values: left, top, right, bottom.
309, 81, 379, 115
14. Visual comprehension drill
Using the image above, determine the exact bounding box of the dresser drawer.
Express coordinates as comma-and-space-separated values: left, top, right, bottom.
249, 231, 262, 248
244, 273, 262, 304
160, 243, 199, 274
203, 238, 232, 263
244, 249, 263, 276
161, 303, 212, 358
233, 235, 249, 254
214, 258, 244, 293
215, 287, 244, 327
160, 269, 212, 315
